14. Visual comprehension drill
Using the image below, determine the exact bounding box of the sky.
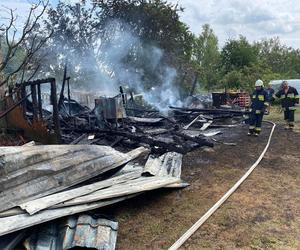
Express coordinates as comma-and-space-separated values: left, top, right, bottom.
1, 0, 300, 49
168, 0, 300, 48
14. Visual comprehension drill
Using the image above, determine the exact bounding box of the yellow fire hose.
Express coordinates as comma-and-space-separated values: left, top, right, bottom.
169, 121, 276, 250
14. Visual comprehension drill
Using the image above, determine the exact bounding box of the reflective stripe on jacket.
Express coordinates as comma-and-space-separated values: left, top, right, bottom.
251, 88, 269, 113
275, 86, 299, 109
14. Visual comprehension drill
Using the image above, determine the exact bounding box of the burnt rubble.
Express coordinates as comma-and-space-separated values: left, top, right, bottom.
0, 77, 249, 249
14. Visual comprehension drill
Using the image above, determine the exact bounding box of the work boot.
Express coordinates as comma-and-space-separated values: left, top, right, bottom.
247, 129, 254, 136
285, 121, 290, 129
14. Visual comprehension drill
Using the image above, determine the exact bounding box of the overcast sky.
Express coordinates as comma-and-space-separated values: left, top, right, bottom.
1, 0, 300, 49
168, 0, 300, 48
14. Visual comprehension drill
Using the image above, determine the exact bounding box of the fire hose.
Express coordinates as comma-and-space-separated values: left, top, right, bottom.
169, 121, 276, 250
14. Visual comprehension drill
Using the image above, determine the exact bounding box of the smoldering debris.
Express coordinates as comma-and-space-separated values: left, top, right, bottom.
0, 78, 250, 249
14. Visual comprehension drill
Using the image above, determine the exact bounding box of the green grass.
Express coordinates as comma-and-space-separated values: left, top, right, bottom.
264, 105, 300, 125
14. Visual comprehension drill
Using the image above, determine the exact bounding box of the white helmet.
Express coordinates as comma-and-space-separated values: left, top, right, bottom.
255, 79, 264, 87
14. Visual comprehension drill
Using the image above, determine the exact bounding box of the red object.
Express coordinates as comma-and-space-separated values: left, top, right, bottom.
237, 93, 251, 107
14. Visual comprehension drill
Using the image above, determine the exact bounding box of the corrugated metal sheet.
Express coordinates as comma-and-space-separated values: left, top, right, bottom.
0, 145, 148, 212
23, 215, 118, 250
0, 195, 132, 237
0, 151, 185, 238
95, 96, 126, 120
53, 176, 180, 208
62, 215, 118, 250
143, 152, 183, 178
20, 169, 143, 215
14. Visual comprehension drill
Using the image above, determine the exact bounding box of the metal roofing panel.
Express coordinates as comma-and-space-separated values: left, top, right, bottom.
23, 215, 118, 250
62, 215, 118, 250
20, 169, 143, 215
0, 196, 133, 237
143, 152, 183, 178
0, 145, 148, 212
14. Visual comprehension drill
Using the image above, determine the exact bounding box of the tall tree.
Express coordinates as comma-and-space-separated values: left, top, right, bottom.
221, 36, 258, 74
0, 0, 52, 87
37, 0, 195, 92
193, 24, 220, 90
256, 37, 300, 78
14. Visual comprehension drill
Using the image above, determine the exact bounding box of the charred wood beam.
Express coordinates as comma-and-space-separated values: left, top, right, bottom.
67, 78, 71, 115
50, 79, 61, 143
105, 130, 212, 153
99, 130, 189, 154
169, 106, 250, 115
37, 84, 43, 120
125, 108, 159, 113
70, 133, 87, 145
30, 85, 38, 121
16, 78, 56, 87
0, 93, 31, 120
58, 64, 68, 108
174, 132, 214, 148
110, 136, 124, 147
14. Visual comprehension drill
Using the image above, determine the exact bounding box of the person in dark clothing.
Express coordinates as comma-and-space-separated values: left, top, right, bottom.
248, 79, 269, 136
275, 80, 299, 129
266, 82, 275, 103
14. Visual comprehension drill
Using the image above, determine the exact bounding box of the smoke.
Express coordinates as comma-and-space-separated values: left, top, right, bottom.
95, 20, 183, 111
42, 17, 183, 111
143, 67, 183, 112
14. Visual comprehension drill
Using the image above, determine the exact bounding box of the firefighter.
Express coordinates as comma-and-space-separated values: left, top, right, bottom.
266, 82, 275, 104
275, 80, 299, 129
248, 79, 269, 136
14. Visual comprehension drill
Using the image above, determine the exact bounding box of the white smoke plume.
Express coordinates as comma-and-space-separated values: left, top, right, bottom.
43, 17, 183, 111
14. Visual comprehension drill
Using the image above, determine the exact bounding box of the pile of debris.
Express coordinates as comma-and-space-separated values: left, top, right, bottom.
0, 143, 187, 249
0, 77, 250, 249
0, 77, 249, 153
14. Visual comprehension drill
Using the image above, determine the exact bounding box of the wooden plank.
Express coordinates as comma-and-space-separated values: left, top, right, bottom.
37, 83, 43, 119
183, 114, 203, 130
50, 79, 61, 142
200, 121, 213, 131
30, 85, 38, 120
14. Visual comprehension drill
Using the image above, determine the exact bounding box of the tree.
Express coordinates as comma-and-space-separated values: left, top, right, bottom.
193, 24, 220, 90
37, 0, 195, 93
256, 37, 300, 78
0, 0, 52, 87
219, 62, 283, 91
221, 36, 259, 74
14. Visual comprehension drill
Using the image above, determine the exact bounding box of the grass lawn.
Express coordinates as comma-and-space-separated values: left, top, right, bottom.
265, 105, 300, 131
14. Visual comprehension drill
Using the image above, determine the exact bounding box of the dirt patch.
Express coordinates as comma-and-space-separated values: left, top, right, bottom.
102, 123, 300, 250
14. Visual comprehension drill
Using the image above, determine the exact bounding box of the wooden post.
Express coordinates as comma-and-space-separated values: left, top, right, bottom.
21, 84, 27, 117
51, 79, 61, 143
30, 84, 38, 121
67, 77, 71, 115
37, 83, 43, 120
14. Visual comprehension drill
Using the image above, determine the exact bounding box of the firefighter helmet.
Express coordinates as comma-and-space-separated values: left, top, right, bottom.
255, 79, 264, 87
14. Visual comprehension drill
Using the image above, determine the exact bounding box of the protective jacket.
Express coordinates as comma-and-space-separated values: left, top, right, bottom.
275, 87, 299, 110
251, 88, 269, 114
